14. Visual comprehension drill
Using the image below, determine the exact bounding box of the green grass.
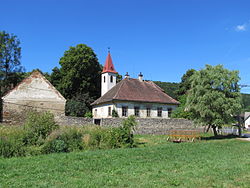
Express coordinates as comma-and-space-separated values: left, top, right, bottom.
1, 136, 250, 187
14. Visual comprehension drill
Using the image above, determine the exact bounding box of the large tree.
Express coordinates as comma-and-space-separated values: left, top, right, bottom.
50, 44, 102, 116
0, 31, 23, 93
171, 69, 196, 119
186, 65, 242, 136
177, 69, 196, 96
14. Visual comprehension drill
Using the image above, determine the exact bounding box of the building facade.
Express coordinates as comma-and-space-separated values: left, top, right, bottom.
92, 52, 179, 119
2, 71, 66, 123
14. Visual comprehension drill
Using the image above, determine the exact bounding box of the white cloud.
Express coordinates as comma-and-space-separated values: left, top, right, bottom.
235, 24, 247, 31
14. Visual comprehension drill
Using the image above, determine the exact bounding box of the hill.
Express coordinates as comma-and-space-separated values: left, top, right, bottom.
154, 81, 179, 100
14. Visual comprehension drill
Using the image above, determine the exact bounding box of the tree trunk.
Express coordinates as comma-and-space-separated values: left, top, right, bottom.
212, 125, 218, 136
237, 115, 242, 137
206, 125, 211, 133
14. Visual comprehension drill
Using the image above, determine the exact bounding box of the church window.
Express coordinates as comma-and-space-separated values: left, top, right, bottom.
108, 107, 111, 116
110, 75, 113, 83
134, 106, 140, 117
104, 76, 106, 83
122, 106, 128, 117
146, 108, 151, 117
157, 107, 162, 117
168, 108, 172, 117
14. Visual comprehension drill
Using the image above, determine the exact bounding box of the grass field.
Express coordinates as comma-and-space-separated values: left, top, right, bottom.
1, 135, 250, 187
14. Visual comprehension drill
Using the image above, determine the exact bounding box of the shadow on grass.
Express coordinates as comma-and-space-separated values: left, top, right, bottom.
201, 134, 239, 141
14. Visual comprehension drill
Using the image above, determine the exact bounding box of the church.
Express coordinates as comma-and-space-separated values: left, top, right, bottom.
91, 52, 179, 118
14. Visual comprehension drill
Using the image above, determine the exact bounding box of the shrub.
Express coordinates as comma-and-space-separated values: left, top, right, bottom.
84, 111, 93, 118
65, 100, 88, 117
119, 115, 137, 147
25, 146, 42, 156
0, 126, 27, 158
24, 111, 59, 145
81, 126, 104, 149
112, 110, 119, 117
82, 121, 137, 149
42, 127, 84, 154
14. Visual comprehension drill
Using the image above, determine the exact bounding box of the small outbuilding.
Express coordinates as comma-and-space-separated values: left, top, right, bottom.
2, 71, 66, 123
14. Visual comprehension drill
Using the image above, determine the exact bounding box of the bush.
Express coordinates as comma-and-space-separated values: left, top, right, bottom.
112, 110, 119, 117
25, 146, 42, 156
84, 111, 93, 118
42, 127, 84, 154
0, 126, 27, 158
24, 111, 59, 145
65, 100, 88, 117
82, 119, 137, 149
119, 115, 137, 147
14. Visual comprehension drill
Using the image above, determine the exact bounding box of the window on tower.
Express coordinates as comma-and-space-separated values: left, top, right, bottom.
110, 75, 113, 83
104, 76, 106, 83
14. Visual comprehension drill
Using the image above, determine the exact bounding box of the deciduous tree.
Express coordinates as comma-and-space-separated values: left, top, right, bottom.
186, 65, 242, 136
0, 31, 24, 93
50, 44, 102, 116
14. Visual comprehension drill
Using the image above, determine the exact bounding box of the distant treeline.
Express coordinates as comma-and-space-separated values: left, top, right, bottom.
154, 81, 250, 112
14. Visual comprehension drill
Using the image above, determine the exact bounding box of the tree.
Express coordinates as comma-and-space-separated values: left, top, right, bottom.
177, 69, 196, 96
154, 81, 179, 99
186, 65, 242, 136
171, 69, 196, 119
171, 95, 193, 119
50, 44, 102, 116
0, 31, 24, 93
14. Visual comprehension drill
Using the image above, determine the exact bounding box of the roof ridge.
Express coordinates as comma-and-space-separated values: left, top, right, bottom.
2, 71, 66, 101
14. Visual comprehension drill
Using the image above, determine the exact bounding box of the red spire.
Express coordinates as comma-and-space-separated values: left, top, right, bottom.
102, 52, 117, 74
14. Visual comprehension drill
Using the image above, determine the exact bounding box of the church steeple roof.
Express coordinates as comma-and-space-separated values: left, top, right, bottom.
102, 52, 117, 74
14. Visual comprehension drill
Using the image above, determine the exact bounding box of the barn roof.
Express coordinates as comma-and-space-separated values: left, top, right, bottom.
91, 78, 179, 106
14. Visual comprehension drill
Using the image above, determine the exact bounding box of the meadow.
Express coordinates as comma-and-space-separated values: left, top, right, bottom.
1, 135, 250, 187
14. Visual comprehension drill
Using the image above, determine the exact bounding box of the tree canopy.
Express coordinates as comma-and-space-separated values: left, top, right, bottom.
154, 81, 179, 99
186, 64, 242, 135
0, 31, 24, 93
177, 69, 196, 96
50, 44, 102, 116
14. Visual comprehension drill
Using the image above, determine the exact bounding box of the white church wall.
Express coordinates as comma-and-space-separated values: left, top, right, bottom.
92, 103, 115, 118
115, 101, 177, 118
245, 117, 250, 128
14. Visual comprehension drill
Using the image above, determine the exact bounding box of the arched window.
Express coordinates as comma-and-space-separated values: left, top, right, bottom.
110, 75, 113, 83
104, 76, 106, 83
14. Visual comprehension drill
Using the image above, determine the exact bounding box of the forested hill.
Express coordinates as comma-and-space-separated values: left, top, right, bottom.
153, 81, 179, 100
154, 81, 250, 111
242, 93, 250, 111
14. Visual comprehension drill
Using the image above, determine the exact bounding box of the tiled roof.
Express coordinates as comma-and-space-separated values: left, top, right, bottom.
91, 78, 179, 105
102, 52, 117, 74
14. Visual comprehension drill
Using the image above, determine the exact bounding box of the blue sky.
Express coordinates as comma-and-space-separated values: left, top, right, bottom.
1, 0, 250, 93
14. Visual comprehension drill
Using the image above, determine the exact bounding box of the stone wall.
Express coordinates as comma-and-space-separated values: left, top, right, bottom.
3, 101, 65, 124
55, 116, 197, 135
55, 115, 93, 126
101, 118, 196, 134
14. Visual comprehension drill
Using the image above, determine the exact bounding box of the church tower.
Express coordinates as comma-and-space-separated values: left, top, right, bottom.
101, 51, 117, 96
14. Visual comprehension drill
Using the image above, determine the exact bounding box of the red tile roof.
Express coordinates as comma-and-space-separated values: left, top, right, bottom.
91, 78, 180, 105
102, 52, 117, 74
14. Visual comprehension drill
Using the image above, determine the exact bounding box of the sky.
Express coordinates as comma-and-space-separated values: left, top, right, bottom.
1, 0, 250, 93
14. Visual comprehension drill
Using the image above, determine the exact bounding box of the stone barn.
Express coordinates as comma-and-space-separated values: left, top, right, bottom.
2, 71, 66, 123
